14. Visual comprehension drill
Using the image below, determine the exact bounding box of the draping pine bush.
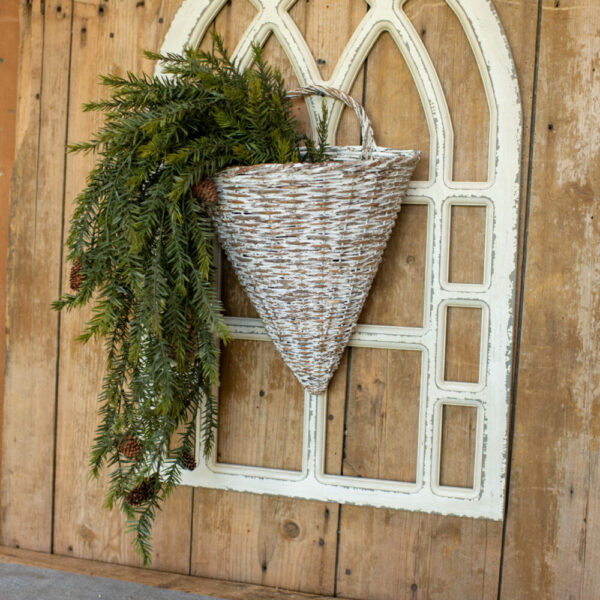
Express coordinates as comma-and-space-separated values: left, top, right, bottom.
53, 35, 329, 564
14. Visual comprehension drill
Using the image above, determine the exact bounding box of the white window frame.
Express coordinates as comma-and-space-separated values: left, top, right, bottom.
159, 0, 522, 521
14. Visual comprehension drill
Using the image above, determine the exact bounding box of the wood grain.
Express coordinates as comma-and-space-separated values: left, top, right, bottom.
217, 339, 304, 470
359, 203, 428, 328
221, 252, 258, 318
363, 30, 430, 181
289, 0, 367, 146
439, 404, 476, 489
1, 0, 65, 552
51, 0, 193, 572
262, 32, 310, 136
198, 0, 257, 55
338, 348, 421, 483
448, 205, 486, 284
324, 349, 349, 475
289, 0, 367, 82
444, 305, 482, 384
0, 0, 19, 540
404, 0, 490, 182
500, 1, 600, 598
192, 490, 338, 594
336, 509, 501, 600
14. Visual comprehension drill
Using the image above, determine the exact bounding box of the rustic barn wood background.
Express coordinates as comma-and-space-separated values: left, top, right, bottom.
0, 0, 18, 496
1, 0, 599, 599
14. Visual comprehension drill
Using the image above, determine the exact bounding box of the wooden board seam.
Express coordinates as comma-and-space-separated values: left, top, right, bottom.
49, 0, 75, 556
497, 0, 543, 597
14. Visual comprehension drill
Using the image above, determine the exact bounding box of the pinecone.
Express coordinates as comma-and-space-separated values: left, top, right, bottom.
125, 474, 159, 507
69, 259, 83, 292
191, 179, 218, 204
119, 436, 141, 460
181, 450, 196, 471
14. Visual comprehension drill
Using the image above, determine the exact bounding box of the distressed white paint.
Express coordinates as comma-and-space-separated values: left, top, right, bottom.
158, 0, 522, 520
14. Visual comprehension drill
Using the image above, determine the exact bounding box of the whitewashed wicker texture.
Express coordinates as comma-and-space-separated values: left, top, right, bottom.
209, 86, 419, 394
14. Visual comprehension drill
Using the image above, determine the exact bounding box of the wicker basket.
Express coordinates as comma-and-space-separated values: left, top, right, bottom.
209, 85, 420, 395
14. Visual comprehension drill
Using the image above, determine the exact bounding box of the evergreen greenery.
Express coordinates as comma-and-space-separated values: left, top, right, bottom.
52, 34, 329, 565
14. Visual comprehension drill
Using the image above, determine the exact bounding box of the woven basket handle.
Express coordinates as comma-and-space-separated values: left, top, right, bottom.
286, 85, 376, 160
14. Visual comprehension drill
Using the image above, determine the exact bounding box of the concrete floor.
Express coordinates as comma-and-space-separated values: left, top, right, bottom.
0, 562, 221, 600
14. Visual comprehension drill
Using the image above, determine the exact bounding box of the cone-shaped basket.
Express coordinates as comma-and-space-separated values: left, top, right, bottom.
209, 86, 420, 395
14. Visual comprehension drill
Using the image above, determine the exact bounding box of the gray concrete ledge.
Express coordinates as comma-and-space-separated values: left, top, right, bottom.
0, 562, 221, 600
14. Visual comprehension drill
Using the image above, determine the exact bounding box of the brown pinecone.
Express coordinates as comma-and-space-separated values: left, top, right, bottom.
181, 450, 196, 471
125, 474, 159, 507
69, 259, 83, 292
119, 436, 141, 460
191, 179, 218, 204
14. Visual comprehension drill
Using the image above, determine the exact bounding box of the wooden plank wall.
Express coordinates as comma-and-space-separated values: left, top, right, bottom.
0, 0, 19, 531
1, 0, 59, 550
500, 1, 600, 598
2, 0, 600, 599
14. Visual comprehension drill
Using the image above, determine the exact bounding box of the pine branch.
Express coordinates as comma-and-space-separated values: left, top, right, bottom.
53, 31, 330, 566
